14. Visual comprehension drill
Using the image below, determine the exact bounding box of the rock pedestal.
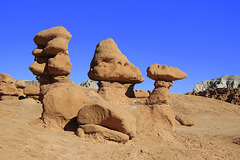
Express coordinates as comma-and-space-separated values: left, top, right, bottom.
147, 64, 187, 105
149, 80, 173, 105
29, 26, 91, 129
88, 38, 144, 101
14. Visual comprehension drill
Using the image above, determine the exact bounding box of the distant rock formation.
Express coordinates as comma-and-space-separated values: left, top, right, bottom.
78, 80, 97, 89
188, 88, 240, 106
24, 81, 40, 87
193, 75, 240, 92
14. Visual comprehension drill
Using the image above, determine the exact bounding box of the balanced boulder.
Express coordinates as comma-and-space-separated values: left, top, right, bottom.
147, 64, 187, 105
147, 64, 187, 81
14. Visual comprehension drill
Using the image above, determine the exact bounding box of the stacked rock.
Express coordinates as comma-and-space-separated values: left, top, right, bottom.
29, 26, 72, 85
0, 73, 19, 100
147, 64, 187, 105
88, 38, 144, 101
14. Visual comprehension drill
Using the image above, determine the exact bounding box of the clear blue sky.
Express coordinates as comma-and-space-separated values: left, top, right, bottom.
0, 0, 239, 94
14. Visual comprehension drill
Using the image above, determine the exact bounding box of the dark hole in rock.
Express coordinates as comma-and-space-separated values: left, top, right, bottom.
18, 96, 26, 100
64, 117, 78, 132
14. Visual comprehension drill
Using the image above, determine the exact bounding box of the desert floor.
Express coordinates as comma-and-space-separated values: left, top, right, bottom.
0, 94, 240, 160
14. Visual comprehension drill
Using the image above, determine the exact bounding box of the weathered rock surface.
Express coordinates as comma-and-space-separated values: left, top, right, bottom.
147, 64, 187, 81
188, 87, 240, 106
134, 89, 149, 98
193, 75, 240, 92
0, 73, 19, 96
15, 80, 27, 89
33, 26, 72, 47
23, 85, 40, 96
29, 26, 72, 84
97, 81, 135, 102
148, 81, 173, 105
88, 38, 144, 84
77, 124, 129, 144
77, 100, 136, 138
43, 86, 91, 129
175, 114, 195, 126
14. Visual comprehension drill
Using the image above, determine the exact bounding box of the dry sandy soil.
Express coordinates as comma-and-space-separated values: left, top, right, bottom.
0, 94, 240, 160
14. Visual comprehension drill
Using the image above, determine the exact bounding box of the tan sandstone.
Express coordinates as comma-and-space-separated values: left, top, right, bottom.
147, 64, 187, 81
88, 38, 144, 84
175, 114, 195, 127
77, 100, 136, 138
77, 124, 129, 144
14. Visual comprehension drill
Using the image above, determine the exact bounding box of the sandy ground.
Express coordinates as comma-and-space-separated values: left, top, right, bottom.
0, 94, 240, 160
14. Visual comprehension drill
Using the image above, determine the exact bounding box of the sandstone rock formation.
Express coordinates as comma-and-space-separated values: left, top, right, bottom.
29, 26, 72, 85
147, 64, 187, 105
193, 75, 240, 92
188, 87, 240, 106
134, 89, 149, 98
43, 86, 92, 129
15, 80, 27, 89
0, 73, 19, 100
29, 26, 92, 129
88, 38, 144, 101
23, 85, 40, 100
175, 114, 195, 126
77, 124, 129, 144
77, 100, 136, 139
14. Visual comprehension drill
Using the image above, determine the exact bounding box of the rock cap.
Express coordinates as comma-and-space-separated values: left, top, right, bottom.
147, 64, 187, 81
88, 38, 144, 84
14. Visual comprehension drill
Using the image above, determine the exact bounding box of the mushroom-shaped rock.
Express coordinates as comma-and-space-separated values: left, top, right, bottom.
34, 26, 72, 47
88, 38, 144, 84
77, 100, 136, 138
147, 64, 187, 105
147, 64, 187, 81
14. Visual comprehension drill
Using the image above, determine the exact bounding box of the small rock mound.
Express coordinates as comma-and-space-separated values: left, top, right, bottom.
175, 114, 195, 127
